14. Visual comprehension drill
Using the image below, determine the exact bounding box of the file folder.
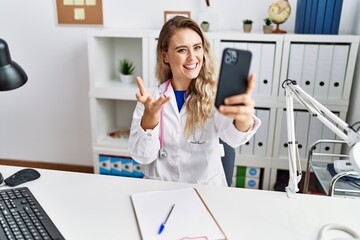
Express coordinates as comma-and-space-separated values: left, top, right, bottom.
110, 156, 123, 176
295, 0, 307, 33
288, 44, 304, 83
303, 0, 313, 33
323, 0, 336, 34
121, 158, 134, 177
328, 45, 349, 99
258, 44, 275, 96
295, 110, 311, 160
331, 0, 343, 34
247, 43, 261, 96
314, 0, 327, 34
99, 155, 111, 175
314, 44, 334, 99
301, 44, 318, 95
254, 108, 270, 157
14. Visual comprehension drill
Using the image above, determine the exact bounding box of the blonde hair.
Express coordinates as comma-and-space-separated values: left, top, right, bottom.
156, 16, 217, 138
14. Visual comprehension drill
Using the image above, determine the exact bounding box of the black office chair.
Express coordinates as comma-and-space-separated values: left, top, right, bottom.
220, 139, 236, 187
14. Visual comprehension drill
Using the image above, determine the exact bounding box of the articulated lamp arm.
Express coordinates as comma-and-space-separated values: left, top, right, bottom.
282, 79, 360, 198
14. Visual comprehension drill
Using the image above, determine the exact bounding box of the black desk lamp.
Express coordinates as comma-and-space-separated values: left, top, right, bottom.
0, 38, 28, 91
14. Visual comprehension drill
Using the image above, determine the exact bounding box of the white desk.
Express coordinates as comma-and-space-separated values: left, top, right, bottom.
1, 165, 359, 240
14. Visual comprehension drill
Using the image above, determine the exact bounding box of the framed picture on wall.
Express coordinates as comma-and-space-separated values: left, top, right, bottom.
164, 11, 191, 23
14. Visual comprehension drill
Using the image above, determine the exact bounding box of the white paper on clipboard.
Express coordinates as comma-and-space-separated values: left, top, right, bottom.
131, 188, 226, 240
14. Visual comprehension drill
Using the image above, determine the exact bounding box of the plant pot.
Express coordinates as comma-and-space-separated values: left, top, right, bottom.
119, 74, 135, 84
243, 24, 252, 33
263, 25, 273, 34
201, 22, 210, 32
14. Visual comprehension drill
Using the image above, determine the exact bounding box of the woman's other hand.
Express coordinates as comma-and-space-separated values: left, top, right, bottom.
135, 76, 170, 130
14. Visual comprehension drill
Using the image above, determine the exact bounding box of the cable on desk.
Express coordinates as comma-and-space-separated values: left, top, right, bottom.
318, 223, 360, 240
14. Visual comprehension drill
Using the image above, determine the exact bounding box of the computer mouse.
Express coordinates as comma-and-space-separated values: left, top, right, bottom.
4, 168, 41, 187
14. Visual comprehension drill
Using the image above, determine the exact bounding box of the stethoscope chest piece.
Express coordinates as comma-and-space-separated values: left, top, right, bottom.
158, 148, 167, 159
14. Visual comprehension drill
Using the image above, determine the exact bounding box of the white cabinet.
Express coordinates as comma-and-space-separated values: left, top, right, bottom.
88, 29, 359, 190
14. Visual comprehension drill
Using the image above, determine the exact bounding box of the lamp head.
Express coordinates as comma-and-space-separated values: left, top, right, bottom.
350, 141, 360, 174
0, 38, 28, 91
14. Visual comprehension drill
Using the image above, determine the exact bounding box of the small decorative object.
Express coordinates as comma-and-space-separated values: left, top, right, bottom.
242, 19, 253, 33
200, 21, 210, 32
263, 18, 273, 34
269, 0, 291, 34
119, 58, 135, 84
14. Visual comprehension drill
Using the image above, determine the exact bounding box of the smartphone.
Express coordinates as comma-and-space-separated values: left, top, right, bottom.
215, 48, 252, 108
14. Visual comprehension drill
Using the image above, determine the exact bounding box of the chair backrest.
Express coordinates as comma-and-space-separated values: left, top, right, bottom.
220, 139, 236, 187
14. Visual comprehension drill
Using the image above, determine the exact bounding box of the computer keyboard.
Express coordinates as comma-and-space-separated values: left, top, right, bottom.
0, 187, 65, 240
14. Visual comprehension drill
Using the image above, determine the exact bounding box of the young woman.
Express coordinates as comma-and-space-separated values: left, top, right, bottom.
128, 16, 261, 186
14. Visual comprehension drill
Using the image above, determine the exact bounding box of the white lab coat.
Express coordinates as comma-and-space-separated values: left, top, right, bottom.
128, 81, 261, 186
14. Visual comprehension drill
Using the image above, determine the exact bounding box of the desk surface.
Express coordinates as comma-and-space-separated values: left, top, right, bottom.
1, 165, 359, 240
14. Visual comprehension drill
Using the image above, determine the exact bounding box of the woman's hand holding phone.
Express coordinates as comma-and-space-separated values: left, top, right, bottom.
217, 73, 256, 132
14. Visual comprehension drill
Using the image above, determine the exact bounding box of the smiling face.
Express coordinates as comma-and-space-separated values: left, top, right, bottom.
162, 28, 204, 90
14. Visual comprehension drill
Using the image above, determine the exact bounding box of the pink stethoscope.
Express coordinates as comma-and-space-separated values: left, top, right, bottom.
158, 79, 171, 159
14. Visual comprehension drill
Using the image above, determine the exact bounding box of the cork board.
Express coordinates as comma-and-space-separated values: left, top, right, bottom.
56, 0, 103, 25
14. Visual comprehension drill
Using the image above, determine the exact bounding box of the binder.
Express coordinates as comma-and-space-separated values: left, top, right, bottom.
295, 110, 311, 160
258, 43, 275, 96
309, 0, 319, 33
133, 161, 144, 178
131, 188, 226, 240
253, 108, 270, 157
247, 43, 261, 96
99, 155, 111, 175
294, 0, 307, 33
323, 0, 336, 34
328, 45, 349, 99
301, 44, 318, 95
314, 0, 327, 34
331, 0, 343, 34
303, 0, 313, 33
319, 112, 339, 159
110, 156, 123, 176
239, 136, 254, 155
287, 44, 304, 83
236, 176, 260, 189
278, 109, 289, 159
233, 42, 248, 50
121, 158, 134, 177
314, 44, 334, 99
307, 116, 323, 158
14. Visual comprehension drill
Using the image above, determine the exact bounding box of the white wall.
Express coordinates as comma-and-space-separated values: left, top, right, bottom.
0, 0, 359, 166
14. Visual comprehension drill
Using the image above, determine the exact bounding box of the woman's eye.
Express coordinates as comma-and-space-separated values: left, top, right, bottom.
194, 45, 202, 50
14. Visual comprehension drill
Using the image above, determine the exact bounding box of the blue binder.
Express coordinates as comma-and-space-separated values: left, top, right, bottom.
323, 0, 336, 34
314, 0, 327, 34
303, 0, 313, 33
295, 0, 307, 33
309, 0, 319, 33
331, 0, 343, 34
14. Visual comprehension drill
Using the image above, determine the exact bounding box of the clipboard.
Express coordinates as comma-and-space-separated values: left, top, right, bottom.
130, 188, 227, 240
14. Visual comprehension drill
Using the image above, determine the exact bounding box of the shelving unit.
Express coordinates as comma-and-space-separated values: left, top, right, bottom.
87, 29, 359, 190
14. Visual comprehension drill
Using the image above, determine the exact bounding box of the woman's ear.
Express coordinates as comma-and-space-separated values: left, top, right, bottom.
162, 51, 168, 63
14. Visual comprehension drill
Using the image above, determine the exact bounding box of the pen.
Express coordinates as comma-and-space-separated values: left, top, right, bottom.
158, 203, 175, 235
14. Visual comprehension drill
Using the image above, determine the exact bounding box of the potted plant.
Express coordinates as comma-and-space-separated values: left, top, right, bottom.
119, 58, 135, 84
242, 19, 253, 33
200, 21, 210, 32
263, 18, 273, 34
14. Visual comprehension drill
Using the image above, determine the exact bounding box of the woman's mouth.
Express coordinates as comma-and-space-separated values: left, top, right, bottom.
183, 63, 198, 70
